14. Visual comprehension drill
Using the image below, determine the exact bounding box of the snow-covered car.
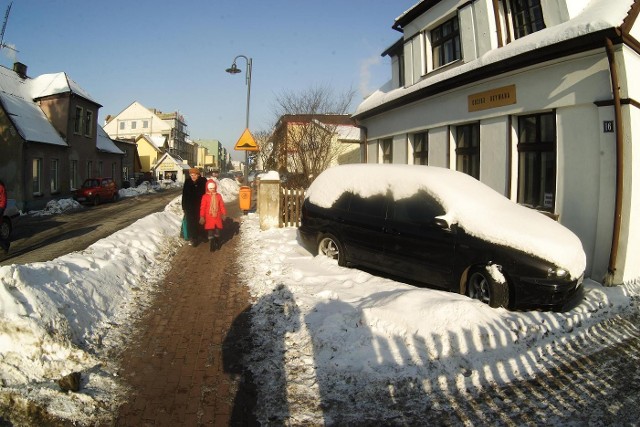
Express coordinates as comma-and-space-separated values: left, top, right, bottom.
299, 164, 586, 310
1, 198, 19, 241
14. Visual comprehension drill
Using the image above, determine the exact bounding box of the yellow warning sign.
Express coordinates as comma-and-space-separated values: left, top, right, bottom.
234, 128, 259, 151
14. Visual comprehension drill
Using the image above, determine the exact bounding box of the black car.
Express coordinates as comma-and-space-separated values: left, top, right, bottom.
298, 164, 586, 311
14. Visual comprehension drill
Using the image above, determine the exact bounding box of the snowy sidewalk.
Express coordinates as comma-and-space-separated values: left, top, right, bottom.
112, 215, 258, 425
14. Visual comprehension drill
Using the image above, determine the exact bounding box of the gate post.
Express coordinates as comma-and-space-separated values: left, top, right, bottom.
257, 172, 280, 230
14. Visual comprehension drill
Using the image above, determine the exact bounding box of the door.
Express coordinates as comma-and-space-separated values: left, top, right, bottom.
384, 191, 456, 288
340, 193, 389, 266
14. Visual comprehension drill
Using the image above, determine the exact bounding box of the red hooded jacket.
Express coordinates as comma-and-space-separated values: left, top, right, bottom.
199, 179, 226, 230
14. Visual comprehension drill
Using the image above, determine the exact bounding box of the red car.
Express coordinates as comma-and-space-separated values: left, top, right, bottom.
74, 178, 119, 205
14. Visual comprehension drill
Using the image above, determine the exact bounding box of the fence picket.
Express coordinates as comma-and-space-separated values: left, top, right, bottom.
279, 187, 306, 228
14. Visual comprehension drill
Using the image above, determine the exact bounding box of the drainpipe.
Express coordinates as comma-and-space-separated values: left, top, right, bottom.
604, 37, 624, 285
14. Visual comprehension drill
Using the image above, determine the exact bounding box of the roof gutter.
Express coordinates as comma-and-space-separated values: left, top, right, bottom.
604, 35, 624, 285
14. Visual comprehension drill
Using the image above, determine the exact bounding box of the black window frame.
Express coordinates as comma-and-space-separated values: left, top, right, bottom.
381, 138, 393, 164
455, 123, 480, 180
516, 111, 556, 212
413, 132, 428, 165
509, 0, 546, 39
431, 16, 461, 69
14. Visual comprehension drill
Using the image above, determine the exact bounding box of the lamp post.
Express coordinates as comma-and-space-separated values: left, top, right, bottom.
226, 55, 252, 184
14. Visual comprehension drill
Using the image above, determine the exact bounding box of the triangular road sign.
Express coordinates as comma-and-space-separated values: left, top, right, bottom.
234, 128, 259, 151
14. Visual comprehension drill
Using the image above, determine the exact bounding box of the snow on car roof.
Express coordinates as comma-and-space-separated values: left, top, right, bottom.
307, 164, 586, 279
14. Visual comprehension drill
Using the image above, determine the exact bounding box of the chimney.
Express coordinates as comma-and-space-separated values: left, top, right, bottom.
13, 62, 27, 79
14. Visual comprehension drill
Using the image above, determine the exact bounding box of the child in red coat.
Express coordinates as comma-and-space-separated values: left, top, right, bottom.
199, 179, 227, 251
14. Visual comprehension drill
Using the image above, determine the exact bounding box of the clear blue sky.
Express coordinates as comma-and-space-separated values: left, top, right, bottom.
1, 0, 416, 159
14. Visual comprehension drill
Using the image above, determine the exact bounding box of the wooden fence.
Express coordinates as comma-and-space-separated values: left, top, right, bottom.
279, 188, 306, 228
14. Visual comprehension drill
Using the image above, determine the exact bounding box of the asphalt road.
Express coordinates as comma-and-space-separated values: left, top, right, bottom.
0, 188, 183, 266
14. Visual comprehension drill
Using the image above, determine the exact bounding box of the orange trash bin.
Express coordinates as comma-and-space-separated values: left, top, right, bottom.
239, 185, 252, 212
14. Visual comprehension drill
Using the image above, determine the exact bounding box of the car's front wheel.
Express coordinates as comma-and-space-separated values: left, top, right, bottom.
317, 233, 346, 267
93, 196, 101, 206
467, 266, 509, 308
0, 217, 11, 240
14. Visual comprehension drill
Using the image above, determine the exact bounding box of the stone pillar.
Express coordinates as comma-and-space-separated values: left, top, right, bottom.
257, 175, 280, 230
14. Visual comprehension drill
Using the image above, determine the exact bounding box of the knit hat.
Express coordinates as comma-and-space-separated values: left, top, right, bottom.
189, 168, 200, 175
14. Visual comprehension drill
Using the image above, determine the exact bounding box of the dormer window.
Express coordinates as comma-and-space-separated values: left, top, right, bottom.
431, 16, 461, 69
509, 0, 546, 39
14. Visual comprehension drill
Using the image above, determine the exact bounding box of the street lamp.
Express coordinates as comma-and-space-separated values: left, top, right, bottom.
226, 55, 252, 184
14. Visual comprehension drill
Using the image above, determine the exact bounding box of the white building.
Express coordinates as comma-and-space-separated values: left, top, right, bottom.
353, 0, 640, 285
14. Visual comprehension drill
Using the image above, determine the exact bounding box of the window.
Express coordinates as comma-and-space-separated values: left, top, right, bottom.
87, 160, 93, 178
381, 138, 393, 164
509, 0, 545, 39
143, 120, 149, 128
413, 132, 428, 165
74, 106, 83, 134
391, 191, 445, 224
32, 158, 42, 194
84, 110, 93, 137
98, 161, 103, 176
398, 51, 405, 87
349, 194, 388, 219
50, 159, 59, 193
431, 16, 461, 69
131, 121, 137, 130
111, 163, 117, 180
119, 121, 125, 130
517, 112, 556, 211
70, 160, 78, 189
455, 124, 480, 179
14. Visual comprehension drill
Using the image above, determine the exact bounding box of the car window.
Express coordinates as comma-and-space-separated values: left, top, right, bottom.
332, 192, 352, 211
391, 191, 445, 224
349, 194, 388, 219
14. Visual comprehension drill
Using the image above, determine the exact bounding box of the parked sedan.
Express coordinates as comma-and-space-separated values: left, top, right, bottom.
299, 164, 586, 311
74, 178, 119, 205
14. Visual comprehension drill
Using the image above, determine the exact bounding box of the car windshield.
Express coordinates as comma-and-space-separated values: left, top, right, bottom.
82, 180, 99, 188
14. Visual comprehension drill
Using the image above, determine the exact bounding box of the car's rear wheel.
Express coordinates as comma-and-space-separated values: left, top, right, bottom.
112, 192, 118, 203
467, 266, 509, 308
0, 217, 11, 240
317, 233, 346, 267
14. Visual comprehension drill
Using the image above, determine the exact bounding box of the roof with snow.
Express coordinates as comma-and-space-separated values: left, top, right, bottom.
96, 126, 124, 154
0, 64, 100, 146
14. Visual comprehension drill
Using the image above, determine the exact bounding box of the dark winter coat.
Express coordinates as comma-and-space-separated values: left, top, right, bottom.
182, 176, 207, 214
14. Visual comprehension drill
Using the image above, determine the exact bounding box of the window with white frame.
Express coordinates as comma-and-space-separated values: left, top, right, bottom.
413, 132, 428, 165
517, 112, 556, 212
84, 110, 93, 137
119, 121, 125, 130
32, 158, 42, 194
381, 138, 393, 164
74, 106, 83, 134
509, 0, 546, 40
70, 160, 78, 189
431, 16, 461, 69
131, 121, 137, 130
455, 123, 480, 179
143, 120, 149, 128
50, 159, 59, 193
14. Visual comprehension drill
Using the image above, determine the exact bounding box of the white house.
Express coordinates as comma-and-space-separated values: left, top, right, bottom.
353, 0, 640, 285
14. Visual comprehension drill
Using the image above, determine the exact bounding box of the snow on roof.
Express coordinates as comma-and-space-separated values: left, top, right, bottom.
96, 126, 124, 154
0, 92, 67, 146
29, 72, 100, 105
335, 124, 361, 141
306, 164, 586, 279
356, 0, 635, 116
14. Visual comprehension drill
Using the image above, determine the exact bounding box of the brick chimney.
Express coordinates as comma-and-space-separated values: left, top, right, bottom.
13, 62, 27, 79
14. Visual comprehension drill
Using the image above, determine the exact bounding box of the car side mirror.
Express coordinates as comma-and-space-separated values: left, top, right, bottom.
434, 217, 456, 232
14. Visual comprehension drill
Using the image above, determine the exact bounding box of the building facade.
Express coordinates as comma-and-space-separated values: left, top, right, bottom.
353, 0, 640, 285
0, 62, 123, 211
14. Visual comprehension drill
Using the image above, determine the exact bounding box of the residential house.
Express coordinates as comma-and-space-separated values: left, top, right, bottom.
135, 134, 168, 174
0, 62, 123, 211
273, 114, 363, 180
104, 101, 193, 166
352, 0, 640, 284
194, 139, 230, 173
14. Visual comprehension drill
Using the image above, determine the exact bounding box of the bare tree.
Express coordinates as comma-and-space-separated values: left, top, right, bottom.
272, 84, 356, 187
252, 129, 277, 171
